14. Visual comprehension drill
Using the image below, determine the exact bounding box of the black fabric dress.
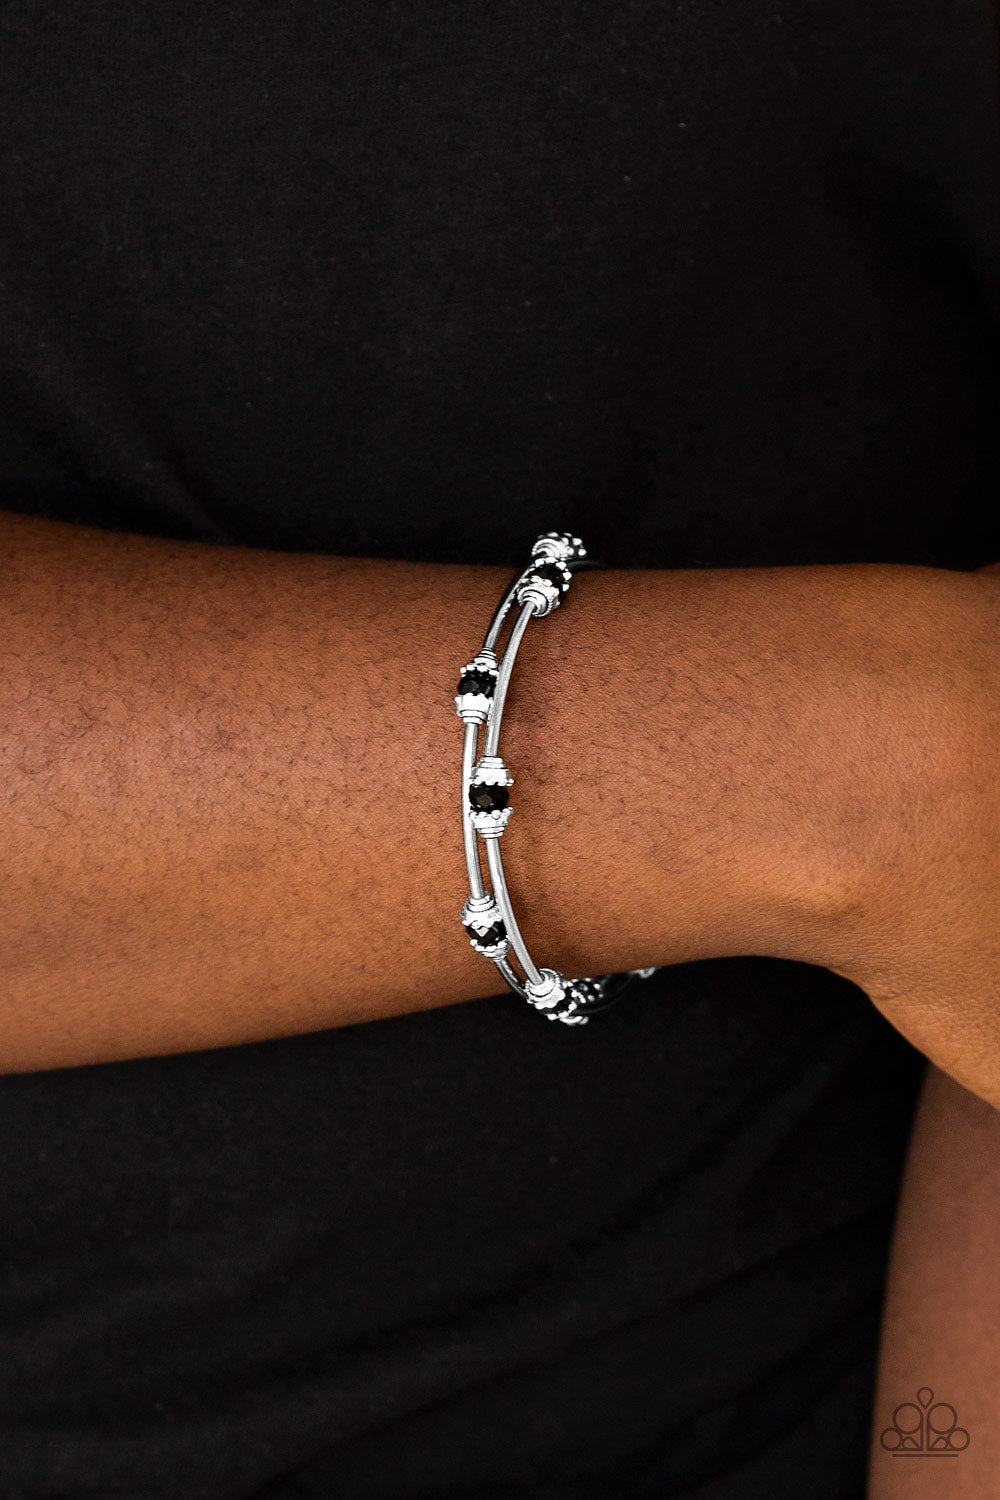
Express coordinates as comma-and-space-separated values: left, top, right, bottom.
0, 3, 997, 1496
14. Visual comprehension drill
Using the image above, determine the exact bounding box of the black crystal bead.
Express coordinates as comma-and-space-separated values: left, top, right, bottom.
457, 668, 496, 697
465, 919, 506, 947
530, 561, 568, 591
469, 781, 509, 813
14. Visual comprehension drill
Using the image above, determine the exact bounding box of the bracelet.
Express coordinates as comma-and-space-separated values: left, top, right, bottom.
454, 531, 658, 1026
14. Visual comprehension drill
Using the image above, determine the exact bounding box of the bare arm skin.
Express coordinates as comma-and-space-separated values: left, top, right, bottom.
1, 507, 998, 1084
866, 558, 1000, 1493
868, 1066, 1000, 1497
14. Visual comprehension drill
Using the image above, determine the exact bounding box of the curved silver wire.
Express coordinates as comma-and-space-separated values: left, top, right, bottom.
482, 569, 531, 655
461, 721, 486, 900
485, 832, 543, 990
483, 600, 533, 759
480, 600, 544, 987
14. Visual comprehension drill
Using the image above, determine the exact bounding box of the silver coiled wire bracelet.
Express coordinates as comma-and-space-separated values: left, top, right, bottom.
454, 531, 658, 1026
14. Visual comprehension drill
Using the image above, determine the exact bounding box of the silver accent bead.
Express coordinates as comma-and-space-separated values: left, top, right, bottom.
471, 754, 512, 783
524, 967, 593, 1026
565, 976, 606, 1008
524, 967, 569, 1011
462, 893, 496, 917
470, 809, 512, 839
454, 650, 499, 725
531, 532, 587, 565
469, 755, 514, 839
515, 579, 556, 618
470, 936, 509, 957
515, 557, 572, 619
460, 895, 509, 958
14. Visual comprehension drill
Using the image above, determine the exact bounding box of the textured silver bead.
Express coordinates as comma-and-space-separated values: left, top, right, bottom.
524, 967, 590, 1026
547, 1007, 589, 1027
460, 894, 509, 958
454, 651, 498, 725
524, 967, 567, 1011
469, 755, 513, 838
531, 531, 588, 565
462, 893, 497, 917
515, 556, 572, 619
562, 976, 606, 1009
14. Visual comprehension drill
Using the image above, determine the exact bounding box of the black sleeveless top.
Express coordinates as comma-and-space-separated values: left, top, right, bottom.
0, 3, 996, 1495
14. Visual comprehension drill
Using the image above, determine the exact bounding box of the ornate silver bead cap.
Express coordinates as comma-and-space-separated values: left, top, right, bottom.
565, 976, 606, 1009
516, 556, 573, 619
550, 975, 610, 1026
455, 650, 499, 724
531, 532, 588, 566
469, 755, 513, 839
525, 967, 589, 1026
547, 1007, 589, 1027
524, 967, 568, 1011
460, 894, 509, 958
462, 893, 497, 919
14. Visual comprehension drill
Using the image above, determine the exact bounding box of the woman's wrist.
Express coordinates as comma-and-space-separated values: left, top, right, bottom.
514, 555, 1000, 1108
498, 561, 989, 986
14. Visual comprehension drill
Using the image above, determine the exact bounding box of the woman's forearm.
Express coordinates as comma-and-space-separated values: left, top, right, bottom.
0, 508, 988, 1072
868, 1066, 1000, 1498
